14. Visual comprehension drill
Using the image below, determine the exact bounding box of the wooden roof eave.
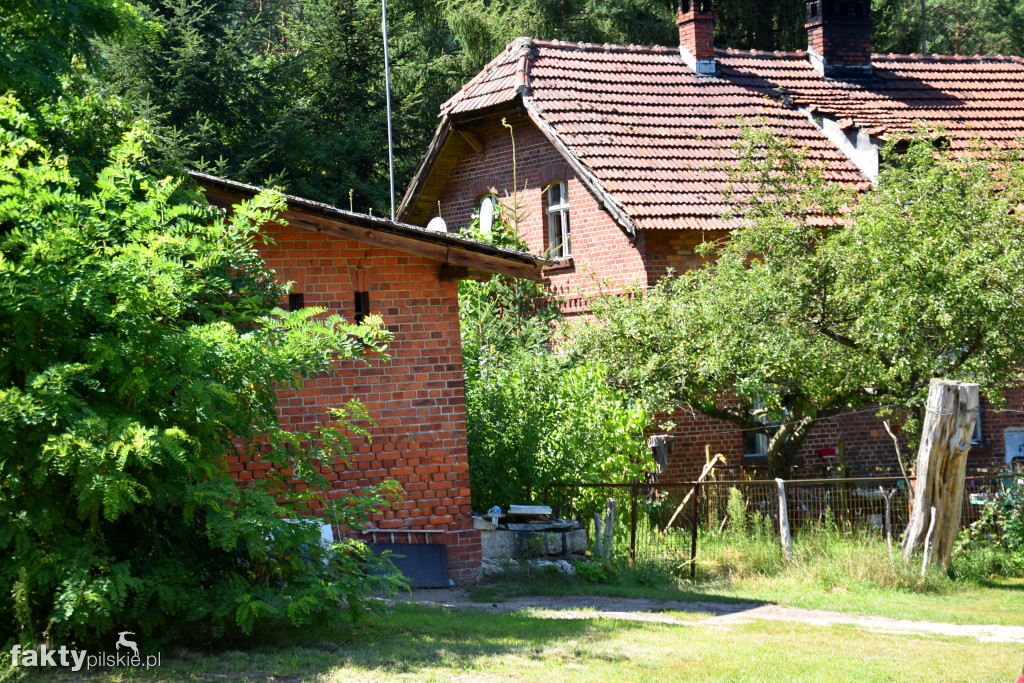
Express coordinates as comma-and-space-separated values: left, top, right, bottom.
397, 115, 455, 224
194, 173, 551, 282
399, 98, 528, 226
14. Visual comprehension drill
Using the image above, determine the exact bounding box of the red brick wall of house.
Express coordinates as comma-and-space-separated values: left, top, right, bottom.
430, 113, 649, 312
660, 394, 1014, 482
226, 219, 481, 584
644, 229, 725, 282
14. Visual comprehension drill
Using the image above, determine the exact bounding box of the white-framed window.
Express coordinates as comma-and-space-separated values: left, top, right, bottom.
545, 181, 571, 259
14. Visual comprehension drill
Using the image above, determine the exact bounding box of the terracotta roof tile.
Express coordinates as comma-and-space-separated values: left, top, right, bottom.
441, 39, 1024, 231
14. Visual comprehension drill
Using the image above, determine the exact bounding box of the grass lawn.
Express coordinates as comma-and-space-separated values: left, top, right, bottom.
470, 573, 1024, 627
703, 576, 1024, 626
12, 603, 1022, 682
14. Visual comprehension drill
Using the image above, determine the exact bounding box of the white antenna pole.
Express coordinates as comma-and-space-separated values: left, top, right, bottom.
382, 0, 396, 221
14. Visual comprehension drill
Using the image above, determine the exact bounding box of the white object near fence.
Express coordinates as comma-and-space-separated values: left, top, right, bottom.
603, 499, 616, 560
775, 478, 792, 561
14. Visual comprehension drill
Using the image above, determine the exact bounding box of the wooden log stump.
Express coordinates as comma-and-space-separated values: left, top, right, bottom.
900, 379, 979, 570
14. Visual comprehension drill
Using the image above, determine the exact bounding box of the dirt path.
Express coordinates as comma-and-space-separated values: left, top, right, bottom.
399, 589, 1024, 644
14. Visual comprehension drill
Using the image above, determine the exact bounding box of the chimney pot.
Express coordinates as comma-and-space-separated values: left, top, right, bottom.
805, 0, 873, 78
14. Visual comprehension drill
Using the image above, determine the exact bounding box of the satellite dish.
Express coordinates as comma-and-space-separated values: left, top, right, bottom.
479, 196, 494, 235
426, 216, 447, 233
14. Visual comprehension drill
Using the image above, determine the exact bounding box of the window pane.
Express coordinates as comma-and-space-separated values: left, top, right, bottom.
548, 212, 561, 258
562, 211, 570, 257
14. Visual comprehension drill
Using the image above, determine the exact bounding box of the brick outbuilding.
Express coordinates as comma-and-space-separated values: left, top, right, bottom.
194, 172, 548, 585
398, 1, 1024, 477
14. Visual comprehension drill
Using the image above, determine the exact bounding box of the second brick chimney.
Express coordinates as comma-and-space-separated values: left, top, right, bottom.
805, 0, 873, 78
678, 0, 716, 75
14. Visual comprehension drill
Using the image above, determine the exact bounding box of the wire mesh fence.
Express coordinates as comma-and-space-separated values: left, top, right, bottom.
544, 473, 1018, 575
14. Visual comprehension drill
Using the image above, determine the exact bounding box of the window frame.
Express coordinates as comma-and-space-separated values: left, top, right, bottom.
545, 181, 571, 260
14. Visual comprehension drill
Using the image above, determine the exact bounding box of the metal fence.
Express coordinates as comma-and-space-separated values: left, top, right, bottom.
543, 474, 1017, 576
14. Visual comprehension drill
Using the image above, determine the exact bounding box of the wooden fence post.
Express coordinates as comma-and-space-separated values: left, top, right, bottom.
776, 478, 792, 562
603, 498, 616, 561
630, 484, 637, 565
690, 483, 700, 579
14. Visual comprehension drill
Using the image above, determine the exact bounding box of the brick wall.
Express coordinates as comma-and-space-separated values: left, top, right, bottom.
229, 218, 482, 584
661, 393, 1017, 482
643, 228, 726, 282
805, 0, 872, 69
431, 112, 649, 310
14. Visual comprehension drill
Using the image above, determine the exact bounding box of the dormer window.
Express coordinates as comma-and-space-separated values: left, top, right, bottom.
545, 181, 571, 259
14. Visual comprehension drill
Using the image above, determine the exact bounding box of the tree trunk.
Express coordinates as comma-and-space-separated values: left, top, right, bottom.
900, 379, 979, 570
767, 416, 815, 478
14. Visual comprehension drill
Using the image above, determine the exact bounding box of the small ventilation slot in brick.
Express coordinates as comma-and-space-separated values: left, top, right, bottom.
288, 292, 304, 311
354, 291, 370, 324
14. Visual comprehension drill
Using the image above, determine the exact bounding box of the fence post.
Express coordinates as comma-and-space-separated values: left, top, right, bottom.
776, 478, 793, 562
630, 484, 638, 566
603, 498, 616, 561
689, 483, 700, 580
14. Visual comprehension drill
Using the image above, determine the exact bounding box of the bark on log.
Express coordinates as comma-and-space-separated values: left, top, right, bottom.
900, 379, 979, 569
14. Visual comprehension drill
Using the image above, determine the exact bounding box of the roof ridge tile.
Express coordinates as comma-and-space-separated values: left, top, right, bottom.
534, 38, 678, 55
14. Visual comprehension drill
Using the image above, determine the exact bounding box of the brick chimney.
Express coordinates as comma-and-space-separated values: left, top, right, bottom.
678, 0, 716, 75
805, 0, 873, 78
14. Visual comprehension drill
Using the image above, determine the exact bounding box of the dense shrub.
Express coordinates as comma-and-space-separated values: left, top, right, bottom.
466, 350, 651, 512
953, 479, 1024, 579
0, 95, 401, 647
458, 201, 651, 514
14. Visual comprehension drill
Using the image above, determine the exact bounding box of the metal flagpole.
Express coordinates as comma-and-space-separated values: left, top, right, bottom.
382, 0, 396, 220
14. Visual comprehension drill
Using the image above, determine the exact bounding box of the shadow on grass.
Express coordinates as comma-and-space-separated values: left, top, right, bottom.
34, 604, 662, 681
464, 569, 769, 615
975, 577, 1024, 592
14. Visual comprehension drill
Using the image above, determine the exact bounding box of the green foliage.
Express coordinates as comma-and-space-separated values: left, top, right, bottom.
872, 0, 1024, 56
580, 124, 1024, 476
83, 0, 1024, 222
97, 0, 397, 212
725, 488, 748, 536
0, 0, 142, 99
467, 351, 651, 512
0, 95, 402, 647
460, 195, 651, 513
954, 479, 1024, 578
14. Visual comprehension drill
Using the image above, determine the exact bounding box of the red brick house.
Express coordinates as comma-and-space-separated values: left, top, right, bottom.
194, 172, 548, 585
397, 1, 1024, 478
